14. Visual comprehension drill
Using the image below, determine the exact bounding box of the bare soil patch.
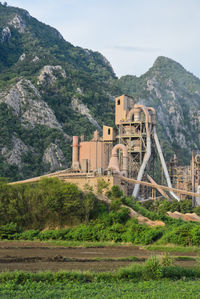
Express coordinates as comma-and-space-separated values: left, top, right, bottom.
0, 241, 197, 272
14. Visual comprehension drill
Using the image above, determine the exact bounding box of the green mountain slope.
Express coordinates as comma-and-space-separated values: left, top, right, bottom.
0, 3, 119, 180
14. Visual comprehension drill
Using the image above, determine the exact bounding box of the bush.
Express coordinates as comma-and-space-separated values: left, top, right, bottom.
104, 223, 126, 242
38, 230, 60, 241
143, 256, 162, 279
190, 226, 200, 246
19, 230, 40, 240
121, 219, 164, 245
160, 223, 198, 246
160, 253, 174, 267
0, 223, 21, 239
107, 185, 123, 200
110, 199, 122, 211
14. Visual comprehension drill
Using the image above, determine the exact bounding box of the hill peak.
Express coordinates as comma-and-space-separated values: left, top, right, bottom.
152, 56, 186, 73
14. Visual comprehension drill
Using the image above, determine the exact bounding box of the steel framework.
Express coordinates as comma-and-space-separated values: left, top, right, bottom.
116, 118, 156, 198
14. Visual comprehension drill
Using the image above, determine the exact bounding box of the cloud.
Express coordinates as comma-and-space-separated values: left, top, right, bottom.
109, 46, 162, 53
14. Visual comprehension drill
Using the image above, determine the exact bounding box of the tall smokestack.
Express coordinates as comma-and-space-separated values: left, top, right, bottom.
72, 136, 80, 170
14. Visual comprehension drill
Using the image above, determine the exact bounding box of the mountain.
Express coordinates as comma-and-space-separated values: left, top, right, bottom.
116, 56, 200, 163
0, 3, 199, 180
0, 3, 118, 180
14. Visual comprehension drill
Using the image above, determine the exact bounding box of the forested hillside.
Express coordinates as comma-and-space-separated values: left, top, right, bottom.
0, 3, 119, 180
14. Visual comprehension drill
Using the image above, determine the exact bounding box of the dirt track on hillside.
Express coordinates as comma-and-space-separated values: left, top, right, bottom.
0, 242, 197, 272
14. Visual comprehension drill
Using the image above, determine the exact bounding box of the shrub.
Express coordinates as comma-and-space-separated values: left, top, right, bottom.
160, 223, 197, 246
107, 185, 123, 200
66, 225, 96, 242
121, 219, 164, 245
19, 230, 40, 240
160, 253, 174, 267
143, 256, 162, 279
0, 223, 21, 239
39, 230, 59, 241
110, 199, 122, 211
190, 226, 200, 246
104, 223, 126, 242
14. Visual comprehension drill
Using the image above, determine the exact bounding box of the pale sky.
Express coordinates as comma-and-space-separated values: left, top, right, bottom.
5, 0, 200, 78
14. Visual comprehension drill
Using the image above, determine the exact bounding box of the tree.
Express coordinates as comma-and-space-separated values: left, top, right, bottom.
96, 178, 109, 195
83, 192, 96, 224
39, 178, 84, 226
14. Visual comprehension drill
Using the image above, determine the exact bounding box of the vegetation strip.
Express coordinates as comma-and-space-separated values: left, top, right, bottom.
1, 280, 200, 299
175, 256, 196, 261
1, 181, 200, 249
0, 256, 200, 283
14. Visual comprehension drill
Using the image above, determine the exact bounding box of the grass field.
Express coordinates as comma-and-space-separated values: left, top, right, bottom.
0, 253, 200, 298
0, 241, 200, 298
0, 279, 200, 298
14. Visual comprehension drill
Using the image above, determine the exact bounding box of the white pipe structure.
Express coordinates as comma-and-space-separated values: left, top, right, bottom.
131, 105, 152, 198
196, 185, 200, 206
153, 126, 180, 201
148, 107, 180, 201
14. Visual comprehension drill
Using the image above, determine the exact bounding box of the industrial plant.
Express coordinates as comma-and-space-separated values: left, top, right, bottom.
11, 94, 200, 206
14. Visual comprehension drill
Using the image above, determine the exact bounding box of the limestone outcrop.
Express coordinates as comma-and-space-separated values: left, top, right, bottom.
18, 53, 26, 62
71, 97, 101, 131
37, 65, 66, 86
1, 136, 28, 168
8, 14, 26, 33
0, 79, 62, 130
43, 143, 66, 171
1, 26, 11, 43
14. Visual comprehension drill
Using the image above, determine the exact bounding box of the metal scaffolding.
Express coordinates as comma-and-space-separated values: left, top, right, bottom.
169, 153, 200, 204
116, 118, 156, 198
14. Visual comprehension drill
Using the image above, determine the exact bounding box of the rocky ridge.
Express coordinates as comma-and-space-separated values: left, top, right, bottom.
0, 78, 63, 130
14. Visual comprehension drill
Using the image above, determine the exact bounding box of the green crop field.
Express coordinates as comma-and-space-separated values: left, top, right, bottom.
0, 280, 200, 299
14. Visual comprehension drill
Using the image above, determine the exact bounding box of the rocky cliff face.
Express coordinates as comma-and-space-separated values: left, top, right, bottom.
8, 14, 27, 33
37, 65, 66, 86
1, 135, 28, 168
0, 78, 63, 130
42, 143, 66, 171
71, 97, 102, 131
